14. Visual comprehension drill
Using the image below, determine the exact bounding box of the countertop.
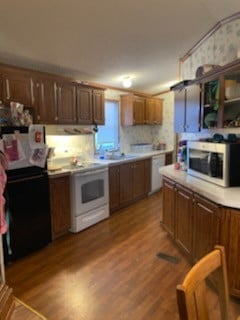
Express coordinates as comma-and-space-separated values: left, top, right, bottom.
159, 165, 240, 209
48, 149, 174, 177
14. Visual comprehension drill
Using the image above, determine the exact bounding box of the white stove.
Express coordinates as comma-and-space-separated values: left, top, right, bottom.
68, 161, 109, 233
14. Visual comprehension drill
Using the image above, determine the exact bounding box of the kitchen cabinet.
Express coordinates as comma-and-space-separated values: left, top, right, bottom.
175, 184, 193, 259
109, 165, 120, 212
121, 94, 145, 125
145, 98, 163, 124
2, 68, 35, 108
0, 63, 104, 125
162, 178, 220, 262
202, 71, 240, 129
120, 94, 163, 126
162, 177, 175, 237
192, 194, 220, 263
109, 158, 151, 213
33, 76, 57, 124
171, 81, 201, 132
49, 175, 71, 240
0, 74, 4, 102
226, 209, 240, 298
77, 86, 105, 125
92, 89, 105, 124
144, 158, 151, 194
161, 173, 240, 298
165, 152, 173, 165
120, 162, 134, 204
55, 80, 77, 124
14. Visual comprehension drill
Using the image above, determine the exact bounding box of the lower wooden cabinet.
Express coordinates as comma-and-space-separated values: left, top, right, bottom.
162, 177, 175, 237
49, 175, 71, 240
109, 158, 151, 213
162, 176, 240, 298
192, 194, 220, 263
175, 184, 193, 259
226, 208, 240, 298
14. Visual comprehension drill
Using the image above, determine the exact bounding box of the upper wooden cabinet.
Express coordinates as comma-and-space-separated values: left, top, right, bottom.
33, 76, 57, 124
2, 68, 35, 108
77, 86, 105, 125
92, 89, 105, 125
0, 63, 105, 125
121, 94, 145, 125
201, 67, 240, 129
55, 80, 77, 124
0, 75, 4, 102
145, 98, 163, 124
121, 94, 163, 126
171, 81, 201, 133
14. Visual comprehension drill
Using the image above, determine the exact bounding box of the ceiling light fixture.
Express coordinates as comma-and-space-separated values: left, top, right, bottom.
122, 77, 132, 88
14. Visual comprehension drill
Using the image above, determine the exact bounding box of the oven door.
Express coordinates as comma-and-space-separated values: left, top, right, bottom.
71, 167, 109, 217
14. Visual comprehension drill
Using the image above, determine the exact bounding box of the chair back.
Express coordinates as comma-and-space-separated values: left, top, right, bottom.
176, 245, 229, 320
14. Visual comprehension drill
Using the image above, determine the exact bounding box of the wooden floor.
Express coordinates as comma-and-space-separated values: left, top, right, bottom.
5, 192, 240, 320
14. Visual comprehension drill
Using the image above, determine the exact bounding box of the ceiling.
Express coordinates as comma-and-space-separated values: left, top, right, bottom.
0, 1, 240, 95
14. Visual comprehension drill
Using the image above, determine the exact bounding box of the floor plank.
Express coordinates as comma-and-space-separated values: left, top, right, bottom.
5, 192, 240, 320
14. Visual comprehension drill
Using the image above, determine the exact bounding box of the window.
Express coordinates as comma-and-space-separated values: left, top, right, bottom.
95, 100, 119, 151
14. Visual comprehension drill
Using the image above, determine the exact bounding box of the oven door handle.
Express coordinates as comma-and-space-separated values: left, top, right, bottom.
73, 168, 108, 177
8, 174, 46, 184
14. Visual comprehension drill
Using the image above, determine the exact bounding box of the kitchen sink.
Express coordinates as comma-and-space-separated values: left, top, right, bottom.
105, 153, 137, 161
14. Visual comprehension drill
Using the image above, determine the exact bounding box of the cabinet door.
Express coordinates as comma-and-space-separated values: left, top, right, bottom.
76, 86, 93, 124
109, 165, 120, 212
133, 96, 145, 124
119, 162, 133, 205
192, 194, 220, 263
165, 152, 173, 165
49, 175, 71, 240
144, 158, 151, 194
132, 160, 145, 199
228, 209, 240, 298
145, 99, 162, 124
174, 88, 186, 132
0, 74, 4, 102
93, 89, 105, 124
175, 184, 193, 259
56, 81, 77, 124
3, 70, 34, 107
35, 77, 57, 124
162, 177, 175, 237
185, 84, 200, 132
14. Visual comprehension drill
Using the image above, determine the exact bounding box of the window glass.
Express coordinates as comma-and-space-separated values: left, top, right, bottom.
95, 100, 119, 151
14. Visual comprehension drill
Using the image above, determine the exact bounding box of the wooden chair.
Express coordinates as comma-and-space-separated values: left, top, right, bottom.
176, 245, 240, 320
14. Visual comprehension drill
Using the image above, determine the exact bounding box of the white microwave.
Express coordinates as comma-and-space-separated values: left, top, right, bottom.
187, 141, 240, 187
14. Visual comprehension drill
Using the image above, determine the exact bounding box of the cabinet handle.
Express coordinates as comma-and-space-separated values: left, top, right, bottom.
30, 78, 34, 104
5, 79, 10, 99
37, 115, 40, 121
55, 116, 58, 121
54, 82, 57, 101
41, 83, 45, 102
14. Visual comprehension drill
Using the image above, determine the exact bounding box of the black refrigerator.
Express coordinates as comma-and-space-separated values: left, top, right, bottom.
0, 126, 52, 264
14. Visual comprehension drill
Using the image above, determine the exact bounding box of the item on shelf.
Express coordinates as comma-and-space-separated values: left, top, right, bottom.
204, 112, 217, 128
195, 64, 220, 78
10, 101, 33, 126
225, 81, 240, 100
0, 101, 12, 126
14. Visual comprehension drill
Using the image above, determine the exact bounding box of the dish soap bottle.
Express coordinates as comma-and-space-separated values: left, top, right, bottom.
99, 145, 105, 159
